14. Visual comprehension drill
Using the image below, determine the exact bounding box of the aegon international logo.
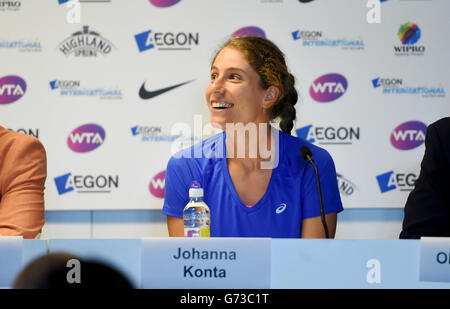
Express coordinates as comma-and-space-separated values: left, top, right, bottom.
67, 124, 105, 153
372, 77, 445, 98
0, 75, 26, 104
310, 73, 347, 102
134, 29, 199, 52
54, 172, 119, 195
232, 26, 266, 38
58, 26, 115, 57
131, 125, 181, 142
149, 170, 166, 198
0, 39, 41, 52
296, 124, 360, 145
376, 170, 417, 193
390, 121, 426, 150
394, 22, 425, 56
292, 29, 364, 50
50, 79, 122, 100
149, 0, 181, 7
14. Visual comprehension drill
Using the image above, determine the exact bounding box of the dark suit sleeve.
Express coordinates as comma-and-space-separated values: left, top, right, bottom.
399, 120, 450, 239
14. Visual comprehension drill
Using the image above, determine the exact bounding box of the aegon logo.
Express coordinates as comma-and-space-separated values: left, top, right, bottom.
0, 75, 26, 104
372, 77, 403, 88
232, 26, 266, 38
135, 29, 199, 52
296, 124, 360, 145
376, 170, 417, 193
390, 121, 426, 150
149, 170, 166, 198
67, 124, 105, 153
149, 0, 181, 7
54, 173, 119, 195
310, 73, 347, 102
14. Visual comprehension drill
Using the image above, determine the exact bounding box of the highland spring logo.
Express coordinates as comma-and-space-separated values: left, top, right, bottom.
310, 73, 347, 103
0, 75, 26, 104
58, 26, 115, 57
390, 121, 426, 150
67, 123, 105, 153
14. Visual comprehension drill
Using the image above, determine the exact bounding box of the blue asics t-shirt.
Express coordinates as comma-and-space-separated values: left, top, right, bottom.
162, 129, 343, 238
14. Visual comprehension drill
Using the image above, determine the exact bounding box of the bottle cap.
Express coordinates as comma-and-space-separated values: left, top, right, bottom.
189, 180, 203, 198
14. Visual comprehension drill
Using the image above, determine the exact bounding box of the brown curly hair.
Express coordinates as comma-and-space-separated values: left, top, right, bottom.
213, 36, 298, 134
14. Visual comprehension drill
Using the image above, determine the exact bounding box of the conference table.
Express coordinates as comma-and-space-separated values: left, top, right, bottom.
1, 237, 450, 289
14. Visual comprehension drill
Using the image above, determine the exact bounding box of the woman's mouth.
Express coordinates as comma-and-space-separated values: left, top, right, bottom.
212, 101, 234, 110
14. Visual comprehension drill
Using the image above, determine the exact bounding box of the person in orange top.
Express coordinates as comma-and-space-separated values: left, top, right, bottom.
0, 126, 46, 238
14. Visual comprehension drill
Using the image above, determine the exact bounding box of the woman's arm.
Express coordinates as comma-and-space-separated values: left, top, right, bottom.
301, 212, 338, 238
167, 215, 184, 237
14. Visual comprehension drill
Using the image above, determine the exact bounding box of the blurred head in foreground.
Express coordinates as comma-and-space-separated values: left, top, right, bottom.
13, 252, 134, 289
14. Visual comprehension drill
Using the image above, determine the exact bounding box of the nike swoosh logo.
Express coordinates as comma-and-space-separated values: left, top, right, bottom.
139, 80, 194, 99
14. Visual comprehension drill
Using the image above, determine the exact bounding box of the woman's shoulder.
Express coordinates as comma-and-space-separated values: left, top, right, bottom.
167, 132, 225, 168
280, 130, 333, 163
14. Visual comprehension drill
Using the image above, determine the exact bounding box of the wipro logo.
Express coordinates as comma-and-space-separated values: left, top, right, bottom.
149, 0, 181, 7
67, 124, 105, 153
390, 121, 426, 150
135, 29, 199, 52
398, 22, 421, 45
149, 170, 166, 198
296, 124, 360, 145
54, 173, 119, 195
394, 22, 425, 56
376, 171, 416, 193
232, 26, 266, 38
310, 73, 347, 102
0, 75, 26, 104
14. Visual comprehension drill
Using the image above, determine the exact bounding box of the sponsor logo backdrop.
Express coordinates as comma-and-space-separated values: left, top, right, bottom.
0, 0, 448, 210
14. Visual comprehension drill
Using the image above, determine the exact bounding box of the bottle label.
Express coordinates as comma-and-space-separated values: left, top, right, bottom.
184, 227, 210, 238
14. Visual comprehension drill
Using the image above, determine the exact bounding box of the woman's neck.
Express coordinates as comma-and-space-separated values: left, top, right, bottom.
225, 122, 275, 170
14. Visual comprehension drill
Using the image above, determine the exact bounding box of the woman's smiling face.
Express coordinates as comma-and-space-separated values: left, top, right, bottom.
206, 47, 271, 129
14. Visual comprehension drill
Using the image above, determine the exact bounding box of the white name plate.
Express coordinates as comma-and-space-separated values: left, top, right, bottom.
420, 237, 450, 282
141, 238, 271, 289
0, 236, 23, 287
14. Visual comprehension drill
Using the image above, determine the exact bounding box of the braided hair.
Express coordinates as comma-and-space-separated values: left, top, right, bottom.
214, 36, 298, 134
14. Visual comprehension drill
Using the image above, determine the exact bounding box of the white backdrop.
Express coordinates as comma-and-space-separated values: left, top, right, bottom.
1, 0, 448, 210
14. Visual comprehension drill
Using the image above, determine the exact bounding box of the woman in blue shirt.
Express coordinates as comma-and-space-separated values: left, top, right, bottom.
163, 36, 343, 238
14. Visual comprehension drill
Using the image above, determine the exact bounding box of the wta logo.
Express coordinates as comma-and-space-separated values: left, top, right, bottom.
310, 73, 347, 102
390, 121, 426, 150
68, 124, 105, 153
149, 170, 166, 198
0, 75, 26, 104
149, 0, 180, 7
232, 26, 266, 38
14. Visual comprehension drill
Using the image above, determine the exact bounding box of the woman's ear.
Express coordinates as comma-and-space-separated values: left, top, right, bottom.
262, 86, 280, 109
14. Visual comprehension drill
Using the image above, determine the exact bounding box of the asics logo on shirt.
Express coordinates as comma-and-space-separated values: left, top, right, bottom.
275, 203, 287, 214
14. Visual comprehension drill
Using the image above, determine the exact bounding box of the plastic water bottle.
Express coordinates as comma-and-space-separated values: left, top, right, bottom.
183, 180, 210, 237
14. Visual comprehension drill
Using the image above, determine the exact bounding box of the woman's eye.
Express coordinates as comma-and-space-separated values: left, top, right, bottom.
210, 73, 217, 80
230, 74, 241, 80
